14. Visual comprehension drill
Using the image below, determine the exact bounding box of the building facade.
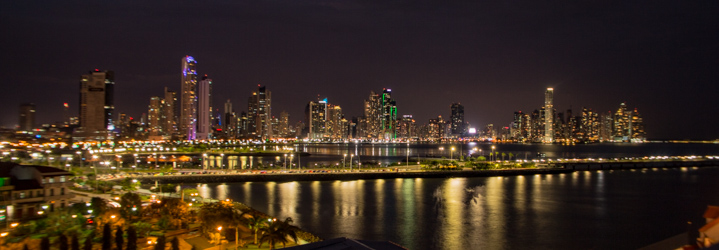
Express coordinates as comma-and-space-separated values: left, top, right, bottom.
180, 56, 198, 140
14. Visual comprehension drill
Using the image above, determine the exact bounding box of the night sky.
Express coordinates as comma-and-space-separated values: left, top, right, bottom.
1, 1, 718, 140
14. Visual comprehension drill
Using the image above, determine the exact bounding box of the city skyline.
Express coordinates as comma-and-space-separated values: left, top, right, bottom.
1, 1, 717, 140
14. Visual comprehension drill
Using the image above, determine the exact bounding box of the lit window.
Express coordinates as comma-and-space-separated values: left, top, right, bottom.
60, 176, 65, 183
48, 178, 54, 184
19, 192, 25, 199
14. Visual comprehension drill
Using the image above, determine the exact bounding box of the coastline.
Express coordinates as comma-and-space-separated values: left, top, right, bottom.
130, 161, 719, 184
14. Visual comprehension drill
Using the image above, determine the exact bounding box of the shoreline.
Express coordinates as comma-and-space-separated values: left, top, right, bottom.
130, 163, 719, 184
133, 168, 569, 184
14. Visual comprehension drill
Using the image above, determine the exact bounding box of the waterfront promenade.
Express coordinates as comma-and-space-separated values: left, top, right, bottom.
128, 158, 719, 184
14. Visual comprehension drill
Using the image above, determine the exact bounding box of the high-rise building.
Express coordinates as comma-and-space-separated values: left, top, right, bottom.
613, 103, 630, 141
163, 87, 177, 137
428, 116, 446, 139
79, 70, 114, 136
397, 115, 416, 139
544, 88, 554, 143
223, 99, 233, 134
147, 96, 162, 137
629, 108, 646, 141
18, 103, 36, 131
247, 85, 272, 140
328, 104, 345, 139
599, 111, 613, 142
306, 99, 328, 139
278, 111, 290, 138
196, 75, 212, 140
450, 103, 466, 137
180, 56, 198, 140
380, 89, 397, 139
363, 91, 381, 139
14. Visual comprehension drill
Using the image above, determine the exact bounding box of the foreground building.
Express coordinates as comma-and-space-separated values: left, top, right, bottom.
0, 163, 74, 222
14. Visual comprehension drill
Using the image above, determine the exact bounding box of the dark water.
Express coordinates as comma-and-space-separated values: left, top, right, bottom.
196, 166, 719, 249
213, 142, 719, 169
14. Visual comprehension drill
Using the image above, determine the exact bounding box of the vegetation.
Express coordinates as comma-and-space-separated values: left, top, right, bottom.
259, 218, 299, 250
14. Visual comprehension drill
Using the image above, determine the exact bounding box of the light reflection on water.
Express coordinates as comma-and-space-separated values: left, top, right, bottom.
198, 167, 719, 250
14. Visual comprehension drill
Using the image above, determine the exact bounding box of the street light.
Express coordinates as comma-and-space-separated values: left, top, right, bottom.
217, 226, 223, 249
284, 154, 287, 170
451, 147, 455, 160
406, 143, 410, 168
343, 154, 347, 169
350, 154, 354, 172
491, 146, 496, 162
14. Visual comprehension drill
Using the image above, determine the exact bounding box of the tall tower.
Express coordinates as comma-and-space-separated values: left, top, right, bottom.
163, 87, 177, 136
544, 88, 554, 143
180, 56, 198, 140
196, 75, 212, 140
247, 85, 272, 140
79, 70, 115, 134
306, 99, 328, 139
450, 103, 465, 137
147, 96, 162, 136
279, 111, 290, 138
380, 89, 397, 139
18, 103, 36, 131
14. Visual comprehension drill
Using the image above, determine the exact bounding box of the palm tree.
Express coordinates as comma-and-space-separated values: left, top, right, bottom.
501, 152, 506, 161
247, 215, 268, 245
509, 152, 514, 161
231, 210, 249, 249
259, 218, 299, 250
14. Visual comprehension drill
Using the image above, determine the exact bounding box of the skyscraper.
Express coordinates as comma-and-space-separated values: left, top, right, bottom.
18, 103, 35, 131
613, 103, 629, 141
450, 103, 465, 137
380, 89, 397, 139
79, 70, 114, 136
223, 99, 233, 133
147, 96, 162, 137
180, 56, 198, 140
196, 75, 212, 140
306, 99, 328, 139
397, 115, 416, 139
544, 88, 554, 143
247, 85, 272, 140
163, 87, 177, 137
363, 91, 381, 139
629, 108, 646, 141
278, 111, 290, 138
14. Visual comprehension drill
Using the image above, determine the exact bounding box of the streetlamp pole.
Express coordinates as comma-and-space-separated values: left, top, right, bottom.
284, 154, 287, 170
451, 147, 455, 161
491, 146, 496, 162
350, 154, 354, 172
343, 154, 347, 169
406, 143, 409, 168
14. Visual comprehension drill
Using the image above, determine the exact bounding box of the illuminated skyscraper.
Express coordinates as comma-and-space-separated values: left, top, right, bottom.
180, 56, 198, 140
629, 108, 646, 141
196, 75, 212, 140
613, 103, 629, 141
278, 111, 290, 138
247, 85, 272, 140
544, 88, 554, 143
163, 87, 177, 137
363, 91, 381, 139
18, 103, 35, 131
398, 115, 416, 139
147, 96, 162, 137
79, 69, 114, 136
450, 103, 465, 137
306, 99, 328, 139
380, 89, 397, 139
